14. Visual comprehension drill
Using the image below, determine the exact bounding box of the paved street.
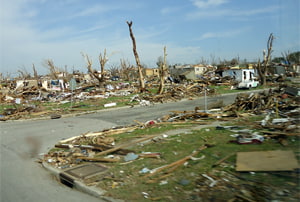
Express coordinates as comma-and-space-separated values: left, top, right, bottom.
0, 93, 237, 202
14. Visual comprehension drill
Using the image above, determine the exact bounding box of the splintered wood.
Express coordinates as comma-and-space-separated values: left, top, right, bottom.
143, 144, 213, 183
223, 88, 299, 113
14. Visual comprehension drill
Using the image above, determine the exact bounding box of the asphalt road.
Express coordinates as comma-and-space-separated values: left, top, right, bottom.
0, 93, 238, 202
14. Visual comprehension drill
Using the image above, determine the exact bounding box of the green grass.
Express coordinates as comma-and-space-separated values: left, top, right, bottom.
209, 84, 273, 94
0, 94, 139, 116
113, 123, 192, 144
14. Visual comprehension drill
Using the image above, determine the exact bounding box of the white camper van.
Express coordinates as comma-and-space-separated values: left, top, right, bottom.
237, 69, 259, 89
223, 69, 259, 89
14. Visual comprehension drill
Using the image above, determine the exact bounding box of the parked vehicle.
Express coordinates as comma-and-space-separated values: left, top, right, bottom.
238, 79, 259, 89
111, 76, 120, 81
223, 69, 259, 89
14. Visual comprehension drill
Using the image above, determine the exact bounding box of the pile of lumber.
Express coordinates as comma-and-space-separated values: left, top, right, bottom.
223, 87, 299, 113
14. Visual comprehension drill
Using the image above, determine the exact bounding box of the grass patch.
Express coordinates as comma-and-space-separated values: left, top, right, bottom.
209, 84, 273, 94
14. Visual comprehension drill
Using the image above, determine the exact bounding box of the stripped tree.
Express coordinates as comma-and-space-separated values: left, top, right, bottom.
99, 49, 108, 86
81, 53, 95, 83
44, 59, 58, 80
126, 21, 146, 92
32, 64, 38, 80
32, 63, 42, 89
256, 33, 274, 86
17, 67, 31, 80
82, 50, 108, 87
157, 46, 167, 94
108, 64, 120, 77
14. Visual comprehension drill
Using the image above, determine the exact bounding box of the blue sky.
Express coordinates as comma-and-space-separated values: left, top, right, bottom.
0, 0, 299, 75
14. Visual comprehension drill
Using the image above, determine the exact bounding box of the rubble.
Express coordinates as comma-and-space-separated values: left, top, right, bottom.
38, 85, 300, 201
41, 84, 300, 169
2, 73, 298, 201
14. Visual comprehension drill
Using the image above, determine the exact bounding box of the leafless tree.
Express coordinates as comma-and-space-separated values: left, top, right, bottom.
230, 58, 239, 66
81, 53, 98, 84
99, 49, 108, 85
256, 33, 274, 86
44, 59, 59, 79
32, 64, 38, 79
108, 63, 120, 77
17, 66, 31, 80
126, 21, 146, 92
210, 54, 217, 66
120, 58, 132, 81
157, 46, 167, 94
199, 56, 208, 65
82, 51, 107, 87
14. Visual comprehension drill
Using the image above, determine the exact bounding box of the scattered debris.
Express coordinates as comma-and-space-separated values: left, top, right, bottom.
34, 83, 299, 201
124, 153, 139, 162
229, 132, 264, 144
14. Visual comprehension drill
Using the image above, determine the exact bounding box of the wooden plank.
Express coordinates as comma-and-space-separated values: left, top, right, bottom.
76, 156, 119, 162
261, 131, 300, 136
212, 153, 235, 167
143, 144, 212, 179
236, 150, 299, 171
95, 135, 158, 156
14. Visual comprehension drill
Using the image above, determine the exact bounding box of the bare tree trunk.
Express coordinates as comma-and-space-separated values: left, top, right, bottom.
256, 59, 266, 86
99, 49, 108, 87
257, 33, 274, 86
32, 63, 41, 89
45, 59, 58, 79
82, 53, 103, 87
126, 21, 145, 92
158, 46, 167, 94
263, 33, 274, 71
32, 64, 38, 79
120, 59, 131, 81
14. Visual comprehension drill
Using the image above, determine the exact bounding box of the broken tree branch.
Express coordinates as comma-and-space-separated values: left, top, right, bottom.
143, 144, 213, 180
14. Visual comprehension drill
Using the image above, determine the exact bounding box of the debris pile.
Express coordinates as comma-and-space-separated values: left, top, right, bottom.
137, 83, 216, 103
40, 85, 299, 201
43, 85, 300, 169
44, 125, 140, 169
1, 80, 220, 120
192, 170, 299, 201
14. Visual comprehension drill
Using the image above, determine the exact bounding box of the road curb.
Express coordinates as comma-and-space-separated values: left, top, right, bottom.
42, 162, 123, 202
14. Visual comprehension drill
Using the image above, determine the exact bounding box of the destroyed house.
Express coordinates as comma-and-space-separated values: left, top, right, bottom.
143, 68, 159, 77
42, 79, 66, 91
15, 79, 38, 90
170, 65, 207, 81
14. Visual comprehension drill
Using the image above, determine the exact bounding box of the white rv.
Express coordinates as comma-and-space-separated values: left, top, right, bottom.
223, 69, 259, 89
